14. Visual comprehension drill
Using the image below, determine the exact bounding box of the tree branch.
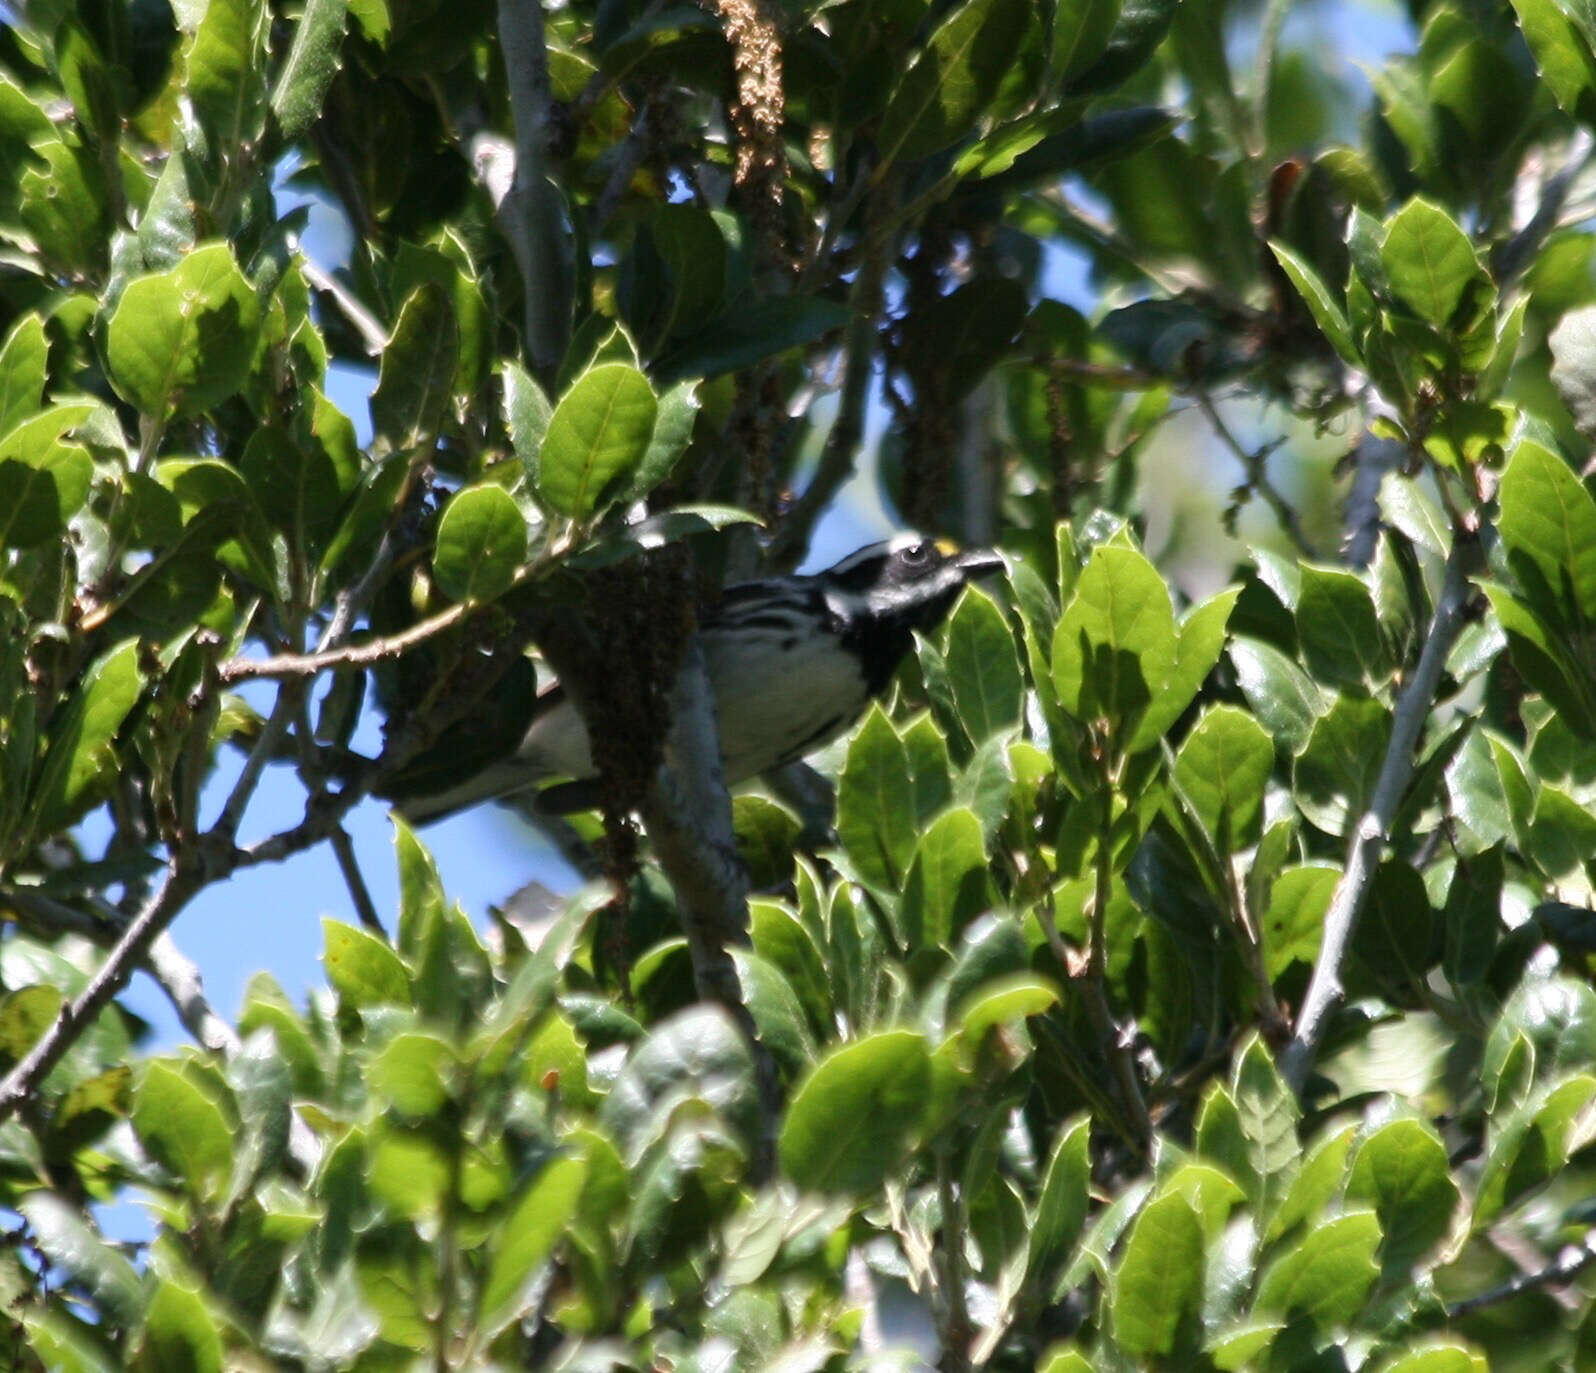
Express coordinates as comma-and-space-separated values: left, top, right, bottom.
496, 0, 572, 377
218, 599, 474, 683
1281, 531, 1476, 1093
637, 639, 782, 1175
0, 628, 524, 1128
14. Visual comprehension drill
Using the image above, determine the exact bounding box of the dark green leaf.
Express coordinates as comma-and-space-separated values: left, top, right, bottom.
653, 296, 850, 384
480, 1152, 588, 1335
902, 807, 992, 949
877, 0, 1030, 164
133, 1061, 234, 1201
370, 281, 459, 450
269, 0, 348, 139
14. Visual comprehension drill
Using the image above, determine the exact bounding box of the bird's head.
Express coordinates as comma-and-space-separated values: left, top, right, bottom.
821, 533, 1005, 629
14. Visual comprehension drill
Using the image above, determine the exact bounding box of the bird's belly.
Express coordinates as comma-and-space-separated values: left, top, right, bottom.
704, 628, 871, 782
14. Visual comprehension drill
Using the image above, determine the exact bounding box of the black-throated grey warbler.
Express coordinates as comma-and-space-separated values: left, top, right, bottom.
397, 534, 1004, 822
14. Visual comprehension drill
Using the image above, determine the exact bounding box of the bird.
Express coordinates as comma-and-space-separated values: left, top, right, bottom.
395, 534, 1005, 823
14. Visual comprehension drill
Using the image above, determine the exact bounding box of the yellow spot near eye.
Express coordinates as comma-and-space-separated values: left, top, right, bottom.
935, 538, 958, 556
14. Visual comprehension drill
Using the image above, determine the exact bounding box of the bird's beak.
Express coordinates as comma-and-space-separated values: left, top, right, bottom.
952, 548, 1006, 579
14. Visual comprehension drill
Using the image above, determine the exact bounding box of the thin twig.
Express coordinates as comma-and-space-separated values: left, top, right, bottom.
215, 685, 300, 837
1195, 389, 1315, 558
220, 600, 473, 683
301, 259, 389, 356
1495, 129, 1596, 285
1447, 1232, 1596, 1318
1281, 531, 1476, 1093
767, 233, 884, 571
0, 847, 220, 1124
0, 630, 525, 1129
331, 826, 384, 935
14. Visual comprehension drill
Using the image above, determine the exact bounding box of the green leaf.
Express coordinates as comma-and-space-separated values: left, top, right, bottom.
322, 918, 411, 1008
239, 406, 357, 555
644, 205, 728, 339
370, 1032, 456, 1118
1051, 545, 1178, 746
0, 404, 96, 548
1050, 0, 1122, 83
1269, 240, 1357, 364
184, 0, 268, 151
106, 243, 261, 417
1497, 438, 1596, 630
432, 484, 527, 602
958, 734, 1015, 840
1255, 1210, 1380, 1328
537, 363, 657, 518
133, 1061, 234, 1202
503, 360, 553, 483
224, 1029, 291, 1207
600, 1006, 758, 1160
902, 807, 994, 950
732, 949, 816, 1077
29, 641, 145, 835
0, 984, 61, 1067
627, 379, 700, 500
1066, 0, 1181, 92
1228, 636, 1326, 755
944, 585, 1023, 742
1482, 585, 1596, 740
1173, 704, 1273, 854
479, 1152, 589, 1335
750, 900, 831, 1039
652, 296, 850, 384
1268, 1124, 1356, 1242
1376, 1345, 1488, 1373
0, 314, 47, 438
370, 281, 459, 450
1380, 197, 1483, 327
1294, 697, 1391, 836
1233, 1033, 1301, 1220
140, 1278, 224, 1373
779, 1030, 931, 1193
1110, 1190, 1203, 1356
1511, 0, 1596, 121
1296, 564, 1385, 690
269, 0, 348, 139
1262, 864, 1338, 980
877, 0, 1031, 165
1345, 1117, 1459, 1275
1027, 1116, 1091, 1295
836, 705, 917, 889
1549, 304, 1596, 444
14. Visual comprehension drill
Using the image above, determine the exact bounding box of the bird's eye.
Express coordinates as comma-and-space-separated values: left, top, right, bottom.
902, 543, 930, 565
